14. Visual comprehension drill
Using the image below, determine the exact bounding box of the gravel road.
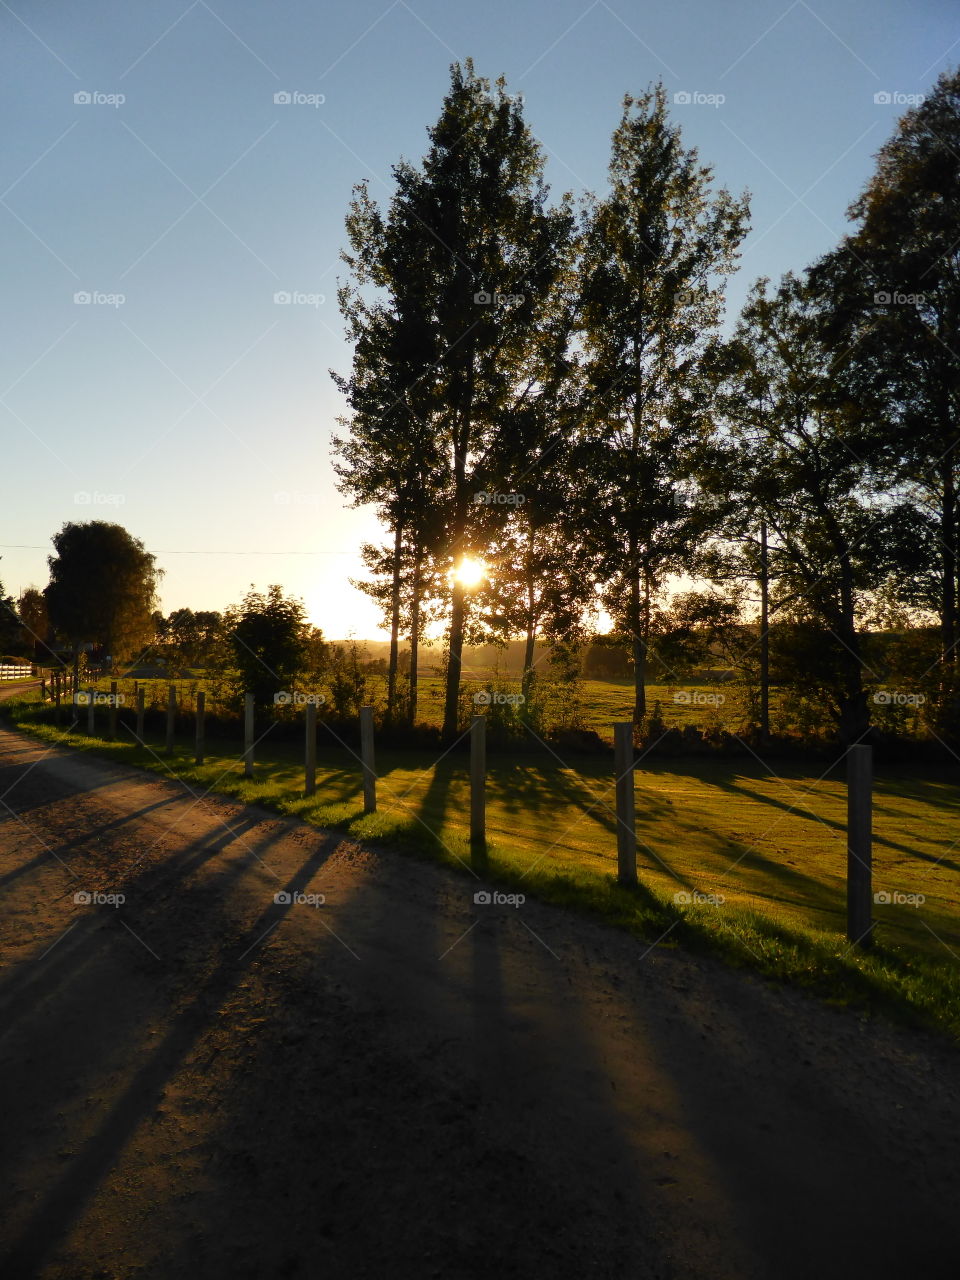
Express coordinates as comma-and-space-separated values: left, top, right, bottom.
0, 719, 958, 1279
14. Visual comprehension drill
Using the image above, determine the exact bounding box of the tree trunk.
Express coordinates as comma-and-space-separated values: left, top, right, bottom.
629, 547, 646, 725
759, 519, 770, 743
386, 521, 403, 724
835, 550, 868, 745
941, 459, 957, 669
442, 420, 470, 739
521, 547, 537, 705
443, 583, 466, 737
407, 545, 423, 728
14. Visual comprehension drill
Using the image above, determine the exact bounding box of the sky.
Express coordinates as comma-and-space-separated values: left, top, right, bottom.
1, 0, 956, 638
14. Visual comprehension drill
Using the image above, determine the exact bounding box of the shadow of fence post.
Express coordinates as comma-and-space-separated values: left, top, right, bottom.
846, 744, 873, 948
470, 714, 486, 866
614, 722, 637, 886
360, 706, 376, 813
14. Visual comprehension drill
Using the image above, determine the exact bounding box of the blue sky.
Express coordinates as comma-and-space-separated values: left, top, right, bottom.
1, 0, 955, 637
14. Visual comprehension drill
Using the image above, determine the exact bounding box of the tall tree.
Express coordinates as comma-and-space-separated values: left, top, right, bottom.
332, 289, 446, 725
717, 273, 906, 744
811, 68, 960, 725
44, 522, 160, 680
335, 60, 574, 737
577, 85, 749, 726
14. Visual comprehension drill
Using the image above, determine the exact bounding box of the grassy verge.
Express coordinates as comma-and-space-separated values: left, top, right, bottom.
4, 689, 959, 1043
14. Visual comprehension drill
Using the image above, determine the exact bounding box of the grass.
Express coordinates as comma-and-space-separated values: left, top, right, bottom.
5, 685, 959, 1042
51, 670, 753, 738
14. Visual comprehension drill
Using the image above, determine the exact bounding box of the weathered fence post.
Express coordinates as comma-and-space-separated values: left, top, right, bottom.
614, 722, 637, 886
305, 700, 317, 797
243, 692, 255, 778
136, 686, 145, 741
53, 673, 61, 726
195, 690, 205, 765
40, 678, 46, 702
86, 687, 95, 736
470, 713, 486, 858
165, 684, 176, 754
846, 744, 873, 948
107, 679, 118, 741
360, 705, 376, 813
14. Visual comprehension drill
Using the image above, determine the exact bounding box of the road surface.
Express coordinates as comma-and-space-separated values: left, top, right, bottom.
0, 720, 958, 1278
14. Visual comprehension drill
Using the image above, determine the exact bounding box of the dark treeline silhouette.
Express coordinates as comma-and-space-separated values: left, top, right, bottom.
330, 60, 960, 747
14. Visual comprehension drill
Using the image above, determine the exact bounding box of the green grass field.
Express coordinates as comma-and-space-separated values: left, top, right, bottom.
6, 681, 959, 1040
56, 670, 750, 738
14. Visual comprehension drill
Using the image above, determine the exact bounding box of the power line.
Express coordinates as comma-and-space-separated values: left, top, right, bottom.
0, 544, 352, 556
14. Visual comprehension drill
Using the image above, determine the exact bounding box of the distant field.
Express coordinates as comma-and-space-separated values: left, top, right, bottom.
68, 670, 752, 740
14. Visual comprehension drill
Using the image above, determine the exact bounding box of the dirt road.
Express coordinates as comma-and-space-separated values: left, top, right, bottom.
0, 721, 958, 1279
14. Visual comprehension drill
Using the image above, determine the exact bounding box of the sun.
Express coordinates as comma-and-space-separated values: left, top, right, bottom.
453, 557, 486, 588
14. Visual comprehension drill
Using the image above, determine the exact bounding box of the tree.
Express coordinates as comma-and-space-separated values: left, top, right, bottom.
811, 68, 960, 723
331, 286, 447, 725
334, 60, 574, 737
477, 262, 593, 704
0, 575, 22, 657
17, 587, 55, 664
716, 273, 906, 744
163, 607, 223, 668
223, 585, 310, 711
44, 522, 160, 679
576, 85, 749, 727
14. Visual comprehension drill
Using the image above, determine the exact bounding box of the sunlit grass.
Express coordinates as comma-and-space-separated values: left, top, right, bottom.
5, 683, 959, 1040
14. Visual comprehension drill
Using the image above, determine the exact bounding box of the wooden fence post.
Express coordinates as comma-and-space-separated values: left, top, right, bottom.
86, 687, 95, 736
847, 744, 873, 948
243, 693, 255, 778
136, 687, 145, 741
53, 673, 61, 726
305, 700, 317, 796
360, 705, 376, 813
195, 691, 205, 765
108, 679, 118, 741
470, 714, 486, 858
614, 722, 637, 886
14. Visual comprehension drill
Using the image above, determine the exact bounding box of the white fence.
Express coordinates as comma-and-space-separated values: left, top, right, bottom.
0, 664, 33, 681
